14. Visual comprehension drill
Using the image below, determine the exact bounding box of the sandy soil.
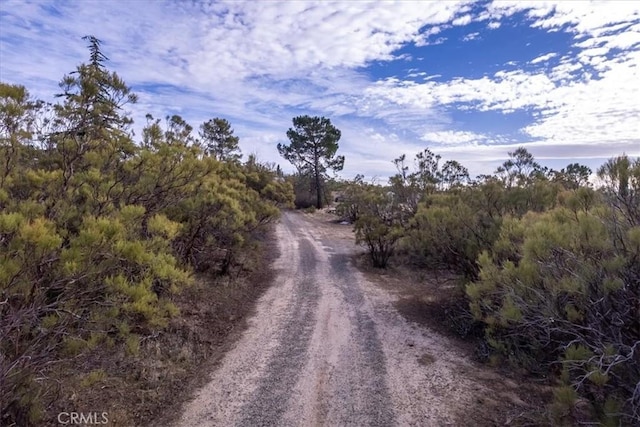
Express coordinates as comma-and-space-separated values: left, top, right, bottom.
176, 210, 541, 426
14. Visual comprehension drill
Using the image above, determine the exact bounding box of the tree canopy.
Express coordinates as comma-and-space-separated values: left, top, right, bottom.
200, 117, 241, 161
277, 115, 344, 209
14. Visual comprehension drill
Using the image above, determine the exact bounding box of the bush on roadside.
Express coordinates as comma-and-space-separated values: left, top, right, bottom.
353, 185, 404, 268
467, 158, 640, 425
0, 39, 292, 426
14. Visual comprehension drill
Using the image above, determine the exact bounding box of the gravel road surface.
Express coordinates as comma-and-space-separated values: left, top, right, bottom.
178, 211, 489, 426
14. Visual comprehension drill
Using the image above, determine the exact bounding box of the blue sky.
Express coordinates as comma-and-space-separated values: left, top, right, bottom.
1, 0, 638, 180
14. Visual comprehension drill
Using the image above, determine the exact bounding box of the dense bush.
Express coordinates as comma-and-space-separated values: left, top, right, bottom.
288, 172, 319, 209
334, 174, 368, 222
352, 184, 404, 268
341, 145, 639, 424
403, 191, 500, 279
467, 172, 639, 423
0, 39, 292, 425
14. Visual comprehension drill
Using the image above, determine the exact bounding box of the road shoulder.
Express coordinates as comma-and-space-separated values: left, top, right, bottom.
310, 209, 553, 426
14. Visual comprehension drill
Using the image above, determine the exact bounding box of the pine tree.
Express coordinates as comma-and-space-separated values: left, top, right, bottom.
199, 117, 241, 161
278, 115, 343, 209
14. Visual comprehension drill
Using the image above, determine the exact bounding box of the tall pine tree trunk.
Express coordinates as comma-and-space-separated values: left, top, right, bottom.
315, 167, 322, 209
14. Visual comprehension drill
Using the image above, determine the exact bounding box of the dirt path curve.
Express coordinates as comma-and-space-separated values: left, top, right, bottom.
177, 211, 492, 426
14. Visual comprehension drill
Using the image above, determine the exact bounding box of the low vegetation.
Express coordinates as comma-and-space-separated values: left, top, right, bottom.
3, 34, 638, 426
340, 147, 640, 425
0, 37, 292, 426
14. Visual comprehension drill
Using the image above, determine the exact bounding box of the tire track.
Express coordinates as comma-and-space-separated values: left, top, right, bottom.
323, 252, 395, 426
178, 210, 486, 427
236, 238, 320, 427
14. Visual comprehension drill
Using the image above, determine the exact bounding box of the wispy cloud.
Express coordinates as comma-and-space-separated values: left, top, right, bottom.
530, 52, 557, 64
0, 0, 638, 181
421, 130, 486, 145
462, 32, 481, 42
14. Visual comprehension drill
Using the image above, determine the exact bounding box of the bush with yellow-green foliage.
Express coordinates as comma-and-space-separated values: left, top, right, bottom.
349, 148, 562, 277
352, 183, 404, 268
0, 37, 292, 426
340, 145, 638, 423
401, 190, 501, 279
467, 157, 640, 425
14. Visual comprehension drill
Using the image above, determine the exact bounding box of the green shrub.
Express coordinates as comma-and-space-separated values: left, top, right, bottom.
353, 186, 404, 268
467, 187, 640, 424
0, 39, 292, 425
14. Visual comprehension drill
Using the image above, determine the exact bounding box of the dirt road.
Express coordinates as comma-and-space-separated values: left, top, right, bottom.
177, 211, 503, 426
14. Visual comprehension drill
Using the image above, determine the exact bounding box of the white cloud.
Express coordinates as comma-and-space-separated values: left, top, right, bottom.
0, 0, 638, 179
413, 25, 443, 46
413, 26, 452, 47
452, 14, 473, 26
424, 37, 448, 46
0, 0, 477, 169
486, 1, 640, 37
462, 32, 481, 41
364, 70, 557, 113
522, 51, 640, 145
530, 52, 558, 64
421, 130, 486, 145
364, 43, 639, 147
357, 1, 640, 162
1, 1, 473, 90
